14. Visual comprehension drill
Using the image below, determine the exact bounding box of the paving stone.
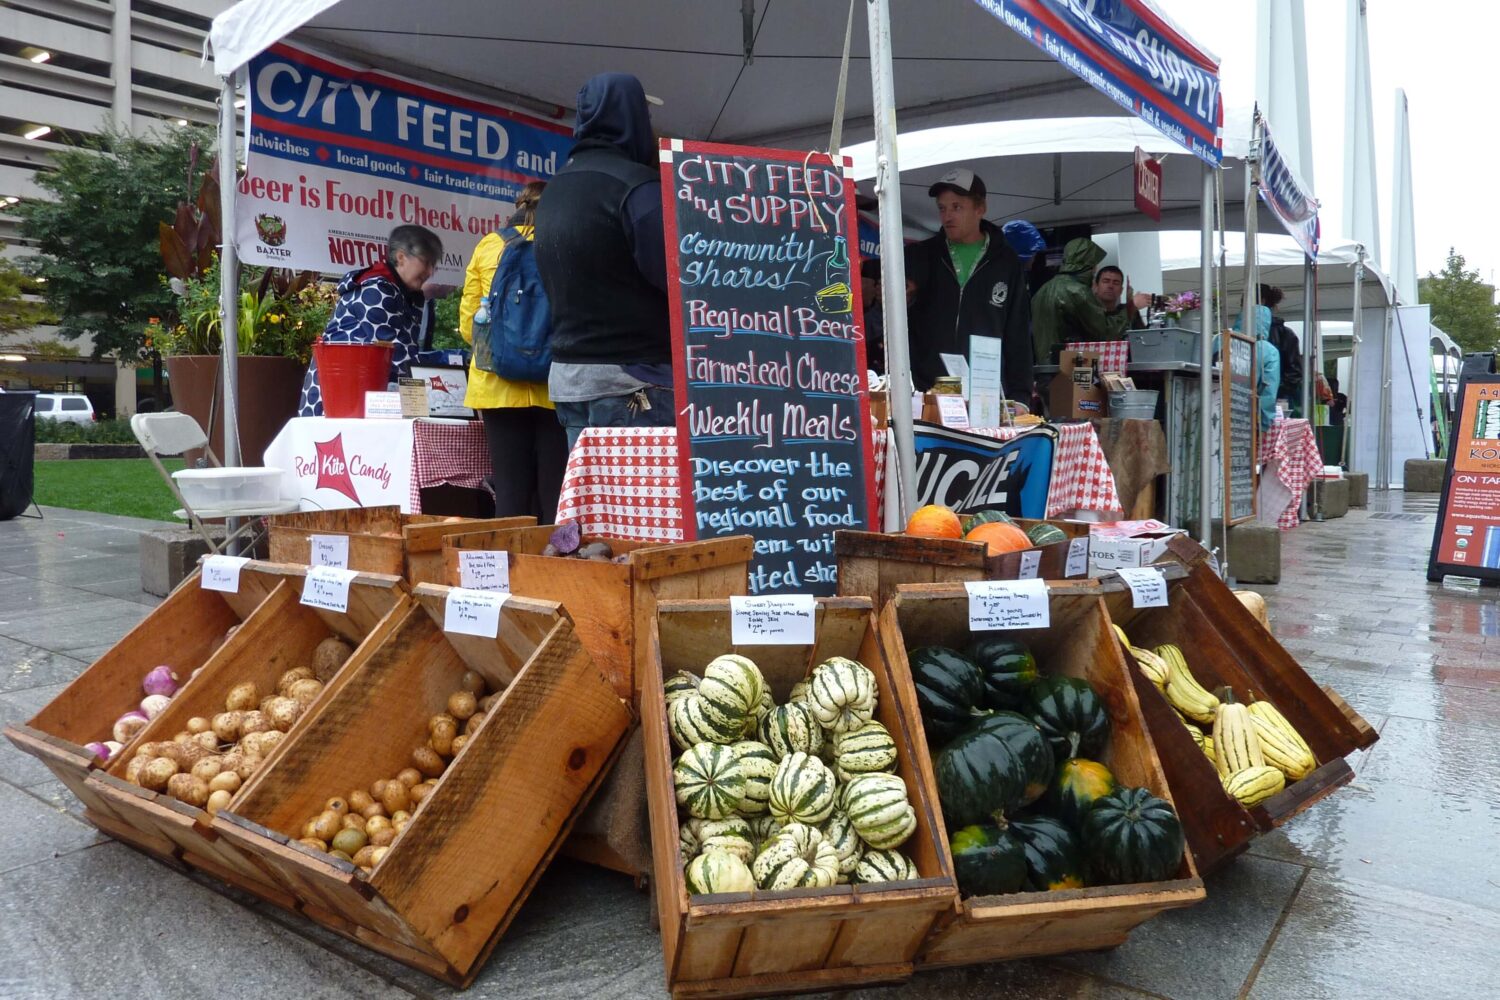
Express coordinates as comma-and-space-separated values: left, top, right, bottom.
1056, 855, 1305, 1000
0, 599, 151, 655
0, 684, 72, 789
0, 637, 86, 694
1356, 715, 1500, 800
0, 780, 103, 877
854, 960, 1161, 999
0, 843, 415, 1000
1247, 870, 1500, 999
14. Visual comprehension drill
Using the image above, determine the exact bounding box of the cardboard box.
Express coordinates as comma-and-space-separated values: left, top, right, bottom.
1050, 351, 1108, 420
1088, 519, 1183, 577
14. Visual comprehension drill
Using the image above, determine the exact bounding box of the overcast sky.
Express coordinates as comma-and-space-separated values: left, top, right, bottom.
1168, 0, 1498, 287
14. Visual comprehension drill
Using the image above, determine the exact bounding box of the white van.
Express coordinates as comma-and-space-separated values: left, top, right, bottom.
34, 392, 96, 425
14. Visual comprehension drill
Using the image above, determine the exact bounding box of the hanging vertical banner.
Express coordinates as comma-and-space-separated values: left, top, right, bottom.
977, 0, 1223, 165
1134, 147, 1163, 221
235, 42, 573, 283
661, 139, 879, 596
1257, 116, 1320, 259
1427, 374, 1500, 583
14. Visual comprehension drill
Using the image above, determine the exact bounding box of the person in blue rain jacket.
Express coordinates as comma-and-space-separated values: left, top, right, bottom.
1231, 303, 1282, 433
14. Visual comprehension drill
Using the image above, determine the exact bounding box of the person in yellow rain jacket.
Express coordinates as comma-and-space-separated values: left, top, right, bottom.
459, 181, 567, 522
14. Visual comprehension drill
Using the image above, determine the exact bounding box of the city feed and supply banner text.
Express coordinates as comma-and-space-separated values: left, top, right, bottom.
1258, 117, 1320, 258
236, 43, 573, 284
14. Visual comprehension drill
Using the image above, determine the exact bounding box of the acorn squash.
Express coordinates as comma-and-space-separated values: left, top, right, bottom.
1046, 757, 1118, 832
1081, 786, 1185, 885
1009, 814, 1086, 891
965, 635, 1041, 711
949, 822, 1027, 897
933, 711, 1054, 828
908, 646, 985, 743
1028, 676, 1111, 761
1025, 522, 1069, 547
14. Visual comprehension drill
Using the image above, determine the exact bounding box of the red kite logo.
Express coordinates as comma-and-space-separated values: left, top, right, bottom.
314, 434, 360, 504
428, 375, 451, 394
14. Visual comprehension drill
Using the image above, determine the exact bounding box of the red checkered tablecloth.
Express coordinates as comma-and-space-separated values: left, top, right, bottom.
1066, 340, 1130, 373
408, 418, 492, 513
1257, 418, 1322, 529
556, 422, 1119, 540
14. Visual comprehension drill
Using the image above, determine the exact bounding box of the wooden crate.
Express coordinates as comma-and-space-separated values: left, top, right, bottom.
268, 506, 534, 584
211, 585, 633, 986
443, 526, 753, 699
644, 598, 955, 1000
1102, 539, 1379, 874
1, 563, 289, 856
85, 565, 409, 896
835, 522, 1088, 610
877, 583, 1205, 968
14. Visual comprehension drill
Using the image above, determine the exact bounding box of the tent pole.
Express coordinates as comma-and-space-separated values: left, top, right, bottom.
1198, 162, 1214, 554
1301, 255, 1315, 519
865, 0, 916, 521
218, 75, 241, 469
1378, 305, 1394, 489
1344, 254, 1364, 471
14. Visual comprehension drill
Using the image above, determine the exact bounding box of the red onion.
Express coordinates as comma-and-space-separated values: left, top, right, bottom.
140, 694, 172, 720
83, 741, 111, 762
103, 740, 123, 761
112, 710, 149, 744
142, 665, 179, 698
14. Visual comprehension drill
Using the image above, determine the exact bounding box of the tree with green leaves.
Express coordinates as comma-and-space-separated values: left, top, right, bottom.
0, 245, 52, 336
1419, 249, 1500, 354
16, 125, 215, 362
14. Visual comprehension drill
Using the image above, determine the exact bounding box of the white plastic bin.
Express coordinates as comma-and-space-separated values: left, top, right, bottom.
172, 467, 284, 509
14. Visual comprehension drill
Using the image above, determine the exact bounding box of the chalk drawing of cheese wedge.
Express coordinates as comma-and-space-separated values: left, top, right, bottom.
816, 280, 853, 315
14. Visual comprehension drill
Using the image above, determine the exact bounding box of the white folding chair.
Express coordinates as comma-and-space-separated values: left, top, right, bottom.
131, 412, 299, 555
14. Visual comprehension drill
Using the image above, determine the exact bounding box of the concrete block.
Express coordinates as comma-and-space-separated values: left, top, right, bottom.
1308, 478, 1350, 519
1227, 521, 1281, 585
139, 527, 222, 597
1345, 471, 1369, 507
33, 443, 69, 460
1404, 459, 1447, 493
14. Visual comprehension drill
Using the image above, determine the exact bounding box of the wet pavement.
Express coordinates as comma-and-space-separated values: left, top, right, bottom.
0, 496, 1495, 999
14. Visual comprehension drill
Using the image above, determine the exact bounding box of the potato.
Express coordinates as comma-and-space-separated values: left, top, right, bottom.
191, 731, 220, 752
447, 691, 478, 721
172, 731, 193, 745
411, 746, 445, 778
276, 666, 315, 695
312, 637, 354, 681
209, 771, 241, 794
450, 735, 469, 758
480, 693, 502, 713
394, 768, 421, 789
329, 850, 353, 864
238, 710, 272, 736
287, 679, 324, 709
206, 789, 233, 814
351, 846, 377, 868
297, 837, 328, 853
409, 782, 434, 805
310, 809, 342, 842
392, 816, 410, 834
264, 697, 300, 732
191, 757, 224, 782
341, 813, 366, 832
429, 718, 457, 757
389, 810, 410, 825
364, 815, 392, 836
380, 781, 410, 814
211, 711, 243, 743
302, 819, 320, 840
186, 716, 212, 735
174, 742, 212, 768
258, 730, 286, 756
347, 790, 375, 814
358, 801, 387, 821
460, 670, 486, 697
237, 732, 266, 758
331, 827, 368, 855
324, 796, 349, 817
369, 826, 396, 847
233, 754, 261, 781
224, 681, 259, 712
167, 773, 210, 807
124, 755, 148, 785
140, 756, 179, 791
463, 711, 486, 736
370, 778, 389, 800
152, 742, 185, 766
369, 846, 390, 866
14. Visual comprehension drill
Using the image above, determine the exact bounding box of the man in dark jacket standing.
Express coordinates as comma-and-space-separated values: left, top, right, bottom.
534, 73, 673, 449
903, 169, 1033, 402
1260, 284, 1303, 415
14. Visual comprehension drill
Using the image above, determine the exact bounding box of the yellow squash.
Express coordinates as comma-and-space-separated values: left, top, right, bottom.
1157, 644, 1219, 724
1212, 693, 1265, 779
1247, 702, 1316, 780
1222, 765, 1285, 806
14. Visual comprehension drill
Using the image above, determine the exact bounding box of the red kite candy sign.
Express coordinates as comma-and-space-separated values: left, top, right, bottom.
265, 421, 415, 512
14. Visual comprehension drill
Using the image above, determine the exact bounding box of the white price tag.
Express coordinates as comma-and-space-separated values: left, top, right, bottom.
201, 555, 251, 593
457, 550, 510, 592
966, 578, 1050, 631
310, 534, 349, 568
1117, 567, 1169, 608
730, 595, 816, 645
301, 566, 359, 613
444, 588, 507, 638
1065, 537, 1090, 578
364, 390, 403, 419
935, 394, 970, 429
1017, 549, 1042, 580
911, 391, 925, 420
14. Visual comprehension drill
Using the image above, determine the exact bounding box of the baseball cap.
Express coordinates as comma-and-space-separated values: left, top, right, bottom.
928, 168, 986, 199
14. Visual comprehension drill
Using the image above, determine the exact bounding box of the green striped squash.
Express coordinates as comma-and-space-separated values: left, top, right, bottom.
746, 814, 779, 855
664, 670, 700, 703
1025, 522, 1069, 546
730, 740, 778, 816
788, 678, 811, 703
741, 684, 776, 737
669, 693, 744, 750
769, 751, 836, 826
758, 701, 824, 760
807, 657, 878, 734
685, 850, 755, 895
679, 819, 702, 864
819, 809, 864, 881
854, 848, 917, 885
832, 720, 898, 783
751, 822, 839, 890
698, 816, 755, 862
673, 742, 746, 820
843, 772, 917, 850
698, 654, 765, 732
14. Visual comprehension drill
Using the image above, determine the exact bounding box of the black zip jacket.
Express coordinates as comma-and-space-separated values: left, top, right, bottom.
903, 220, 1033, 400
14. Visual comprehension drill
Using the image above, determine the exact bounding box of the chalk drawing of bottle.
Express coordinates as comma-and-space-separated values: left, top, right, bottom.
816, 235, 853, 315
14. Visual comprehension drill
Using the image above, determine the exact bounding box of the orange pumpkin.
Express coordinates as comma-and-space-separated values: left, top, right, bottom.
905, 504, 962, 539
964, 521, 1033, 556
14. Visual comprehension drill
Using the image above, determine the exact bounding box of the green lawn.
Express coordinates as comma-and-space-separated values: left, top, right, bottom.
33, 458, 185, 521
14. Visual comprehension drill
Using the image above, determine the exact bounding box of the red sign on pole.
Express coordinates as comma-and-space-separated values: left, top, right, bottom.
1134, 147, 1162, 221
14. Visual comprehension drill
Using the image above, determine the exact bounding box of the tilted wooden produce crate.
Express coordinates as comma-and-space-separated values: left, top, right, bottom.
85, 564, 409, 904
2, 562, 291, 860
878, 583, 1205, 968
644, 597, 955, 1000
269, 506, 533, 584
211, 585, 632, 987
1102, 538, 1379, 874
443, 526, 753, 699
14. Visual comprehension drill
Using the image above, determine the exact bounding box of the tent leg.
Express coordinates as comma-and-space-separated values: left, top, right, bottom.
1301, 256, 1315, 520
1198, 162, 1214, 554
865, 0, 916, 522
218, 75, 242, 553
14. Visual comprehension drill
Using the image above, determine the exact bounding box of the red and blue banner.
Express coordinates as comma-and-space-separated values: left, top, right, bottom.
1258, 115, 1320, 259
977, 0, 1223, 166
235, 42, 573, 283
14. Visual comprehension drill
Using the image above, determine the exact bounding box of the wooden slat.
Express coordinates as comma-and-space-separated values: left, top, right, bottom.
3, 724, 127, 822
82, 806, 183, 864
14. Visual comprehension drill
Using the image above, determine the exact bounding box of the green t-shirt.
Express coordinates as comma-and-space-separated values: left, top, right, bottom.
948, 237, 987, 287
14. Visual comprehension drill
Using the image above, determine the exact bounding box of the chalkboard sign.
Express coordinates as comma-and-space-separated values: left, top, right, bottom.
1222, 331, 1257, 524
661, 140, 878, 595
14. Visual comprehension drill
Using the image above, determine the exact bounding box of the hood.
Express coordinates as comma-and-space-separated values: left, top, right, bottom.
338, 261, 396, 297
1060, 237, 1108, 276
1251, 304, 1272, 340
574, 73, 655, 166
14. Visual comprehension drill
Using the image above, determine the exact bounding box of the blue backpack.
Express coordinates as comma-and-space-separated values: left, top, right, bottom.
473, 227, 552, 383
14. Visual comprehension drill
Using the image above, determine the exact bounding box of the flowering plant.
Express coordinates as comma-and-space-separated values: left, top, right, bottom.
1163, 290, 1201, 321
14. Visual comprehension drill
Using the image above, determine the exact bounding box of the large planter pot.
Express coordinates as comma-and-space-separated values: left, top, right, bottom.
165, 355, 304, 466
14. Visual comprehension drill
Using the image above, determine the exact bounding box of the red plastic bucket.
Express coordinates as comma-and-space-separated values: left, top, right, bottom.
313, 341, 395, 418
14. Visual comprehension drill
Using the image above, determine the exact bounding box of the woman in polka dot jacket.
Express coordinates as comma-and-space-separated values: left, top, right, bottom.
298, 224, 443, 416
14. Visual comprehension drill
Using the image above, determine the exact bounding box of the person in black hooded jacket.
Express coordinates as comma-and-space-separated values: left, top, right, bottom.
902, 169, 1033, 402
534, 72, 674, 450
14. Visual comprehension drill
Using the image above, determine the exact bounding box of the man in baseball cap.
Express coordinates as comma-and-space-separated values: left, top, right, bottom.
903, 168, 1032, 402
